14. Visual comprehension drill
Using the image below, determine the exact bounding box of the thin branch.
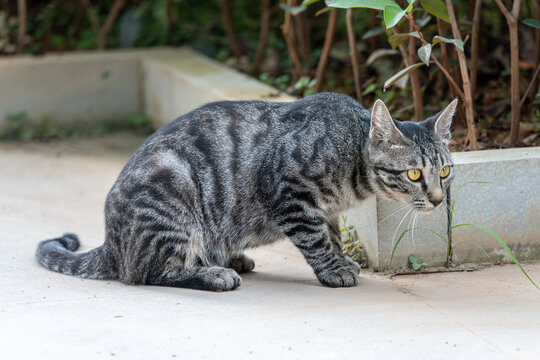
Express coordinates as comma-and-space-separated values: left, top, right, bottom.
80, 0, 100, 35
252, 0, 271, 74
98, 0, 126, 50
445, 0, 478, 150
532, 0, 540, 101
282, 1, 303, 81
407, 14, 464, 103
520, 61, 540, 107
314, 8, 338, 93
431, 55, 466, 102
493, 0, 512, 21
68, 1, 84, 41
294, 11, 309, 67
408, 20, 423, 120
219, 0, 244, 62
470, 0, 482, 94
16, 0, 26, 53
346, 9, 362, 103
494, 0, 521, 146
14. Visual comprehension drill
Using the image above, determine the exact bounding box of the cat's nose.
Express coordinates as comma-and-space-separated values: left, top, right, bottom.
427, 190, 444, 207
428, 193, 444, 207
429, 197, 443, 207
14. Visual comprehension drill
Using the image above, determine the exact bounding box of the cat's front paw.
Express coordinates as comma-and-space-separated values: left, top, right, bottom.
344, 257, 361, 274
316, 267, 359, 288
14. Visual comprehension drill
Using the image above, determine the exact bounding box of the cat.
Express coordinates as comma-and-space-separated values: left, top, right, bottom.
36, 93, 456, 291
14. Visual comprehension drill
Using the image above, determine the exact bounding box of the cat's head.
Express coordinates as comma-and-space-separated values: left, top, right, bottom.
366, 99, 457, 213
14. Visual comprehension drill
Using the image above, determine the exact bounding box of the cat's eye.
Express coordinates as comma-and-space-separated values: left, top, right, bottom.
440, 165, 450, 178
407, 169, 422, 181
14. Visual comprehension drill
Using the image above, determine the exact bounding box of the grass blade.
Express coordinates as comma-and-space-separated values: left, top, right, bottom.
452, 223, 539, 290
389, 227, 448, 269
452, 240, 491, 260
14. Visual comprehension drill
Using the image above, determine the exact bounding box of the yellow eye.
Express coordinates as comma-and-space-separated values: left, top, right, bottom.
407, 169, 422, 181
440, 165, 450, 178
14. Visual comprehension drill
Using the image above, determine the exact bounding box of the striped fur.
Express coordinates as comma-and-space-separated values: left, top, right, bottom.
36, 93, 455, 291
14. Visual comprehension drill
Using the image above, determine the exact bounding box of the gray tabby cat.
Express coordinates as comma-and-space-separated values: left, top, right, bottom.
36, 93, 456, 291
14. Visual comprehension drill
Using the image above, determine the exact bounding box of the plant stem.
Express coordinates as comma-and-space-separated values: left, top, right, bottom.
98, 0, 126, 50
408, 20, 424, 121
314, 8, 338, 93
445, 0, 478, 150
252, 0, 272, 74
407, 14, 426, 45
16, 0, 26, 53
282, 0, 304, 82
534, 0, 540, 101
494, 0, 521, 146
80, 0, 100, 35
294, 10, 310, 68
219, 0, 244, 63
470, 0, 482, 94
431, 55, 465, 102
446, 187, 453, 267
521, 62, 540, 107
346, 9, 363, 103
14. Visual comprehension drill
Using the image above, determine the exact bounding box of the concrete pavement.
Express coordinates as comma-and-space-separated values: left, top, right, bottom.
1, 135, 539, 360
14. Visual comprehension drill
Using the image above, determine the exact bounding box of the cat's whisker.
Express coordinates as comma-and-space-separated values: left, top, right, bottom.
412, 212, 419, 248
391, 207, 414, 253
378, 204, 410, 224
407, 207, 415, 245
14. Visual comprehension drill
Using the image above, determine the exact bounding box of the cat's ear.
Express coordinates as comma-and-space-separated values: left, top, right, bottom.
369, 99, 407, 148
431, 99, 457, 143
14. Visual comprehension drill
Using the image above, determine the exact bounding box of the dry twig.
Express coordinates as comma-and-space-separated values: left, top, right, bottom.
470, 0, 482, 94
346, 9, 362, 103
314, 8, 338, 93
219, 0, 244, 62
282, 0, 304, 81
445, 0, 478, 150
252, 0, 272, 74
493, 0, 521, 146
98, 0, 126, 50
16, 0, 26, 53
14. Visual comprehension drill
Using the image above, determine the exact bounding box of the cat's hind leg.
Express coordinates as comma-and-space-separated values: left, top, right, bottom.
228, 253, 255, 273
147, 265, 241, 292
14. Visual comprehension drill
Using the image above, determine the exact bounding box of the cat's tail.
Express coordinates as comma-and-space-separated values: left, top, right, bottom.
36, 233, 118, 280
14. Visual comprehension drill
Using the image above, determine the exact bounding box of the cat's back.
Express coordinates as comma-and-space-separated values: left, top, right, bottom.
116, 93, 369, 182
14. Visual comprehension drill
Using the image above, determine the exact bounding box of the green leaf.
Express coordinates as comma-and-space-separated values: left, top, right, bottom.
326, 0, 399, 11
420, 0, 450, 23
301, 0, 321, 6
366, 48, 399, 65
523, 18, 540, 30
433, 35, 464, 52
384, 62, 424, 90
280, 3, 308, 14
315, 7, 333, 16
362, 27, 385, 40
408, 254, 423, 270
417, 43, 431, 66
452, 224, 539, 290
387, 32, 419, 49
389, 227, 447, 269
383, 4, 407, 29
